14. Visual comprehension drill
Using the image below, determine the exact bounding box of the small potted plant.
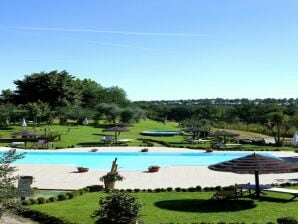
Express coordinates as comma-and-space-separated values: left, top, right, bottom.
148, 165, 160, 173
141, 148, 149, 152
77, 167, 89, 173
100, 172, 124, 189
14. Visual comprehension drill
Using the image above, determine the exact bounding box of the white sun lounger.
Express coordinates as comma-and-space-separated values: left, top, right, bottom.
239, 183, 298, 200
262, 187, 298, 200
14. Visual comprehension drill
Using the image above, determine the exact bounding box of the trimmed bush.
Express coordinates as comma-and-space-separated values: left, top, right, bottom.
187, 187, 196, 192
175, 187, 181, 192
46, 196, 57, 203
29, 198, 37, 205
66, 192, 76, 199
166, 187, 173, 192
37, 197, 46, 204
22, 200, 32, 206
58, 194, 69, 201
195, 185, 202, 191
277, 217, 298, 224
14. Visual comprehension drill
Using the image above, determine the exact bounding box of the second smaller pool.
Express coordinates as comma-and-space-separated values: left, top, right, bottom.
141, 130, 184, 136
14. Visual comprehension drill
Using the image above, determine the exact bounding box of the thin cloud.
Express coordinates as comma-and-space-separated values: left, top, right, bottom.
1, 25, 209, 37
4, 29, 173, 53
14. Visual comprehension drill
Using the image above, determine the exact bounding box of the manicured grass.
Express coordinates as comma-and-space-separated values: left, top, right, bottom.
1, 120, 297, 151
0, 120, 182, 148
29, 191, 298, 224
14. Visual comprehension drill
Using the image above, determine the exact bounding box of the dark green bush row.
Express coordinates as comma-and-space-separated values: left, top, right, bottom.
104, 182, 298, 194
22, 182, 298, 206
22, 188, 89, 206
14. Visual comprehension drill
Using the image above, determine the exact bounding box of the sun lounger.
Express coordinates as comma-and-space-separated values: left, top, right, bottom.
262, 187, 298, 200
239, 183, 298, 200
212, 184, 243, 200
117, 139, 133, 143
9, 142, 25, 147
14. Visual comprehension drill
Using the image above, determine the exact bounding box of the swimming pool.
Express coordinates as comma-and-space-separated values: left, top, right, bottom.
2, 150, 274, 171
140, 130, 184, 136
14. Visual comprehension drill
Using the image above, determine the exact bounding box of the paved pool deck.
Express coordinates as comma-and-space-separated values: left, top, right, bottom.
1, 146, 298, 190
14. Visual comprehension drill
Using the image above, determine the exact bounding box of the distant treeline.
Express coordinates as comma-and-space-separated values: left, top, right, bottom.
135, 98, 298, 106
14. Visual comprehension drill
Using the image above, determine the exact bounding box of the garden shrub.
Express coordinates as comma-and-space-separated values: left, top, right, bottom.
22, 200, 31, 206
154, 188, 161, 193
46, 196, 57, 203
66, 192, 75, 199
58, 194, 69, 201
174, 187, 181, 192
29, 198, 37, 205
94, 191, 143, 224
166, 187, 173, 192
187, 187, 196, 192
196, 185, 202, 191
37, 197, 46, 204
277, 216, 298, 224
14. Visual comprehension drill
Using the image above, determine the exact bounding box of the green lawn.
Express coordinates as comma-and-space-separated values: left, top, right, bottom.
0, 119, 297, 151
29, 191, 298, 224
0, 120, 182, 148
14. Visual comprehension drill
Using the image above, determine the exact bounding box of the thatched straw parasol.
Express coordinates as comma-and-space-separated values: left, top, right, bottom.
208, 153, 298, 197
103, 126, 129, 143
182, 127, 210, 139
210, 130, 240, 143
11, 130, 38, 149
12, 130, 38, 139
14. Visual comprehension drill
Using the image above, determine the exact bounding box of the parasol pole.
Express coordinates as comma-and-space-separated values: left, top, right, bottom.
255, 170, 260, 198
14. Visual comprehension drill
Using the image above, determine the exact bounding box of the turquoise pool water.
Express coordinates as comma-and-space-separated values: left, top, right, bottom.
1, 150, 274, 171
140, 130, 184, 136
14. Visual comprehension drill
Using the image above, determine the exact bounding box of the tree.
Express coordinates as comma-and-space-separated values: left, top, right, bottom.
80, 79, 105, 108
266, 112, 289, 146
0, 89, 14, 104
26, 100, 50, 126
95, 103, 122, 124
101, 86, 129, 106
94, 191, 142, 224
0, 149, 25, 218
13, 70, 82, 108
120, 107, 145, 123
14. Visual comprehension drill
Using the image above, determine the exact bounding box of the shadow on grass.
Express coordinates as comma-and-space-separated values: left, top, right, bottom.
0, 127, 13, 130
92, 124, 115, 129
77, 142, 106, 146
93, 133, 108, 136
154, 199, 256, 212
256, 195, 297, 203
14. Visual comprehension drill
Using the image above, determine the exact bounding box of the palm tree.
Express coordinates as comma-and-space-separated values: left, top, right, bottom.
266, 112, 289, 146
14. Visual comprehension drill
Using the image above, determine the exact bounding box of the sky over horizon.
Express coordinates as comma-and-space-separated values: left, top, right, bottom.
0, 0, 298, 101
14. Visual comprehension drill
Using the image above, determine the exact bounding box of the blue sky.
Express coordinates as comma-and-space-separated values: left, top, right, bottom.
0, 0, 297, 101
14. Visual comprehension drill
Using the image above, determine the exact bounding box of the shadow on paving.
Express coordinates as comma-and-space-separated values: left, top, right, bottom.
154, 199, 256, 212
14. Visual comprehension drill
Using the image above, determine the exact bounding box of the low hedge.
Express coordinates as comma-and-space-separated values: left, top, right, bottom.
22, 182, 298, 207
22, 187, 90, 206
